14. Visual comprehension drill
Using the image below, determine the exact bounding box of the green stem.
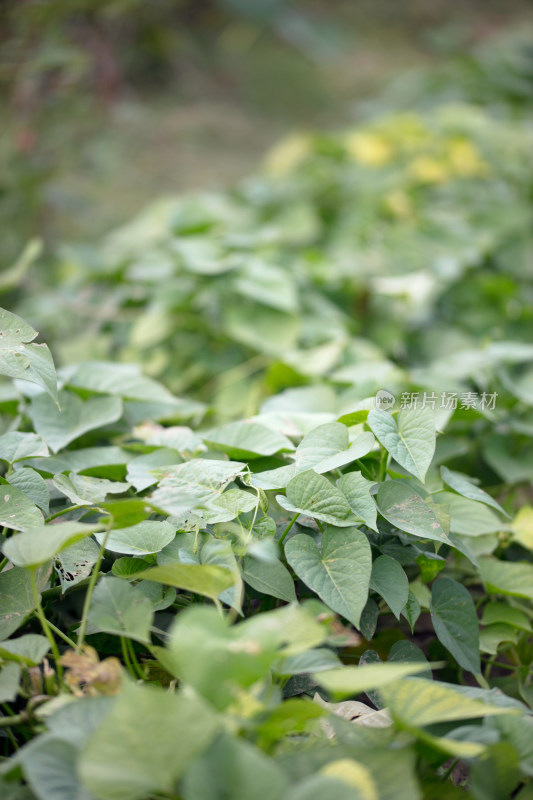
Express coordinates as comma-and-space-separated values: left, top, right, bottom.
45, 504, 87, 523
355, 459, 374, 481
46, 620, 77, 650
440, 758, 459, 782
30, 570, 63, 684
77, 524, 111, 653
378, 447, 389, 482
127, 639, 145, 681
278, 513, 299, 547
0, 712, 28, 728
474, 672, 490, 690
0, 556, 8, 573
120, 637, 136, 679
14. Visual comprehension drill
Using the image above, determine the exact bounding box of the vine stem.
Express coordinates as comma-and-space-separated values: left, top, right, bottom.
46, 620, 77, 650
76, 522, 112, 653
278, 513, 299, 547
30, 570, 63, 684
474, 672, 490, 690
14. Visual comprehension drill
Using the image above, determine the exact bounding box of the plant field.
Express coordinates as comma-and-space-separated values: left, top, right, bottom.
1, 30, 533, 800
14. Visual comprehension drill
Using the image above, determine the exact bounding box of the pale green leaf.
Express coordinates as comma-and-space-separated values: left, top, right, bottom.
87, 576, 153, 644
314, 662, 436, 698
31, 390, 123, 453
0, 432, 49, 464
242, 556, 297, 603
2, 521, 105, 569
0, 634, 50, 666
94, 520, 175, 556
440, 466, 508, 517
53, 473, 130, 506
285, 526, 372, 628
368, 408, 435, 482
278, 471, 356, 526
79, 683, 218, 800
136, 563, 236, 602
337, 471, 378, 531
380, 677, 517, 727
203, 420, 293, 459
0, 478, 44, 531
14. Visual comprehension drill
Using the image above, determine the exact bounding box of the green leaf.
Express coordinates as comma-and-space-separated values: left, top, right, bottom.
432, 492, 506, 536
401, 591, 421, 633
0, 308, 58, 405
55, 537, 100, 592
370, 555, 409, 619
0, 634, 49, 666
0, 478, 43, 531
164, 605, 324, 709
18, 738, 89, 800
53, 473, 130, 506
0, 432, 48, 464
203, 420, 293, 459
470, 742, 520, 800
94, 520, 176, 556
368, 408, 435, 482
479, 557, 533, 602
126, 448, 182, 491
277, 471, 356, 526
8, 469, 49, 514
314, 662, 436, 698
67, 360, 178, 403
337, 472, 378, 531
388, 640, 432, 680
440, 466, 508, 517
481, 602, 532, 632
112, 557, 150, 579
376, 481, 452, 546
479, 623, 519, 655
0, 565, 50, 639
2, 521, 105, 569
149, 458, 246, 519
79, 683, 218, 800
183, 733, 288, 800
242, 556, 297, 602
252, 426, 374, 490
87, 576, 153, 644
380, 677, 517, 727
0, 662, 21, 702
285, 526, 372, 628
30, 390, 123, 453
135, 563, 236, 602
430, 577, 480, 674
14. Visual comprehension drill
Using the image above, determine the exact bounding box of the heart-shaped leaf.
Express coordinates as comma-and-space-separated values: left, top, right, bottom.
30, 390, 123, 453
376, 481, 451, 545
277, 471, 356, 526
285, 526, 371, 628
87, 576, 154, 644
368, 408, 435, 482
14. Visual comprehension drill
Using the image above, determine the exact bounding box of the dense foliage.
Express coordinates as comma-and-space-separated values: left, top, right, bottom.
1, 31, 533, 800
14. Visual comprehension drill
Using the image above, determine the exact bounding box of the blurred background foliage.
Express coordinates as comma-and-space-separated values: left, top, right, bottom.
1, 0, 533, 424
1, 0, 532, 262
